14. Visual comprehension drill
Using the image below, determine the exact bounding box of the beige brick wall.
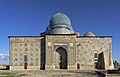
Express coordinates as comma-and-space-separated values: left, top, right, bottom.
76, 37, 114, 70
10, 37, 43, 70
9, 35, 114, 70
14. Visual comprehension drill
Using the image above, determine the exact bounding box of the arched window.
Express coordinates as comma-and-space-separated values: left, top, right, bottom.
24, 55, 27, 63
94, 52, 98, 63
94, 53, 98, 58
24, 55, 27, 69
77, 63, 80, 69
94, 52, 98, 69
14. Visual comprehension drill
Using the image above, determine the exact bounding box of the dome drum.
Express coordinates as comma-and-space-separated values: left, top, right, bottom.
51, 25, 71, 30
50, 27, 71, 34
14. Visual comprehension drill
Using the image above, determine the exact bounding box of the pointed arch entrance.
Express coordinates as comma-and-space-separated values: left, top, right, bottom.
55, 46, 67, 69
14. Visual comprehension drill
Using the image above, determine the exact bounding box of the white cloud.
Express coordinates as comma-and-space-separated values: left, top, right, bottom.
0, 54, 9, 61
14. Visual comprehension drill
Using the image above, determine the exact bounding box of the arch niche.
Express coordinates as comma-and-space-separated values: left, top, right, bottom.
55, 46, 67, 69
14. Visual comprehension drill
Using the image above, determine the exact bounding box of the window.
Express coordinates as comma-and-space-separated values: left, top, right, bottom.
94, 53, 98, 58
94, 52, 98, 63
24, 55, 27, 63
77, 63, 80, 69
24, 55, 27, 69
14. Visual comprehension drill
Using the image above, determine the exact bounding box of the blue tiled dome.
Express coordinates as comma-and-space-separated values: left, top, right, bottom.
49, 13, 73, 30
50, 13, 71, 26
45, 13, 74, 34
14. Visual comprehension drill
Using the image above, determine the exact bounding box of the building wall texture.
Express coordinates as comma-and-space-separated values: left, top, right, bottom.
76, 37, 114, 70
9, 35, 114, 70
9, 37, 42, 70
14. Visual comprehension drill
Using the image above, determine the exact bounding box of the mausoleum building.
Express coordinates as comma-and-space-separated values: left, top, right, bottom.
9, 13, 114, 70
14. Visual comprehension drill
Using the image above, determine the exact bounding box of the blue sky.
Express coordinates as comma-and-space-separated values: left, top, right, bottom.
0, 0, 120, 64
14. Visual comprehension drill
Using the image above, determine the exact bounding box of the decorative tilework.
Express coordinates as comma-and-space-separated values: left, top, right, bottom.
30, 53, 33, 56
30, 58, 33, 61
24, 43, 27, 46
20, 63, 23, 66
30, 43, 33, 46
15, 53, 18, 56
15, 63, 18, 66
15, 58, 18, 61
35, 53, 39, 56
9, 35, 113, 70
20, 58, 22, 61
14, 48, 18, 51
30, 63, 33, 66
20, 48, 23, 51
35, 48, 38, 51
20, 53, 22, 56
76, 37, 112, 67
20, 43, 23, 46
25, 48, 28, 51
10, 37, 41, 67
36, 58, 38, 61
30, 48, 34, 51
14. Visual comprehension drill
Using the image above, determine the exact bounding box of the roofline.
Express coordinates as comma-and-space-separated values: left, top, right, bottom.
45, 34, 112, 37
8, 35, 112, 38
45, 34, 77, 35
77, 36, 112, 38
8, 36, 42, 38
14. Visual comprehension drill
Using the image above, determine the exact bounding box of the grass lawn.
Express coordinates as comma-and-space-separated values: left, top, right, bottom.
0, 71, 26, 77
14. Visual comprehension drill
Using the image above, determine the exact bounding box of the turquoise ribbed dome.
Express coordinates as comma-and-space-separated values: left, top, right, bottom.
45, 13, 74, 34
49, 13, 72, 29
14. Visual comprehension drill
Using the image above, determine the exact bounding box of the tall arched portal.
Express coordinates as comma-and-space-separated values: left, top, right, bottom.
56, 47, 67, 69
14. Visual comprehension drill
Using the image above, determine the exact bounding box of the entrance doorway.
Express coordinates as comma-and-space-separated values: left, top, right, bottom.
56, 47, 67, 69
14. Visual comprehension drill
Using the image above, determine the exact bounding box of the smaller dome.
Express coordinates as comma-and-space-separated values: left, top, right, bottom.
84, 32, 95, 36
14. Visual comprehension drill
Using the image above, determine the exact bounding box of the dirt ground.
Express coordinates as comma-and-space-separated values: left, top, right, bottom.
0, 70, 99, 77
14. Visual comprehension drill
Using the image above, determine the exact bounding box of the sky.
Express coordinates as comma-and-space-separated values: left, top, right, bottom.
0, 0, 120, 64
